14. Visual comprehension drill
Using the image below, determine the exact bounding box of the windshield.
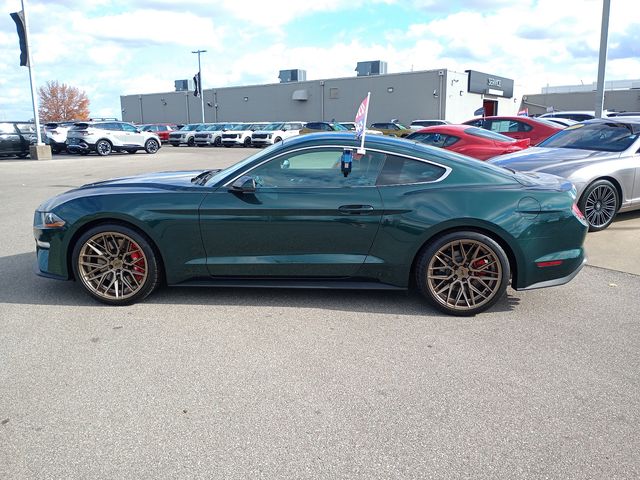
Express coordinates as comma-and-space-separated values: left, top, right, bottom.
206, 142, 284, 185
537, 122, 639, 152
231, 124, 250, 131
263, 123, 284, 131
180, 124, 200, 131
331, 123, 349, 131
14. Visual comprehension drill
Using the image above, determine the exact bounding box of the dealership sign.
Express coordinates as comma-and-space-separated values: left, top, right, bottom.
466, 70, 514, 98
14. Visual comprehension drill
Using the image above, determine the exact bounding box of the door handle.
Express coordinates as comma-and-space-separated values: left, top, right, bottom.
338, 205, 375, 215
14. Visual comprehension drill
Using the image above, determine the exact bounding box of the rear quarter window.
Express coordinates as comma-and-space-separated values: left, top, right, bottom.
377, 155, 447, 185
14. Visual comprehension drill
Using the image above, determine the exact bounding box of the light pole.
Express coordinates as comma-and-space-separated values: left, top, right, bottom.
594, 0, 611, 118
192, 49, 206, 122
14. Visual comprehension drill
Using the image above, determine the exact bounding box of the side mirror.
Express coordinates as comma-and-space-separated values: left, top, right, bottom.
230, 176, 256, 193
340, 149, 353, 177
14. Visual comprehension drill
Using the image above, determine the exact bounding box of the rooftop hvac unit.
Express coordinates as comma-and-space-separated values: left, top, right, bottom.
355, 60, 388, 77
174, 79, 194, 91
278, 69, 307, 83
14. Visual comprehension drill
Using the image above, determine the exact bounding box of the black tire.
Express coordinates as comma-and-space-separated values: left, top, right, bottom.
144, 138, 160, 154
274, 137, 282, 143
187, 137, 195, 147
214, 136, 222, 147
72, 224, 161, 306
578, 179, 619, 232
415, 231, 510, 316
243, 137, 252, 147
95, 139, 112, 156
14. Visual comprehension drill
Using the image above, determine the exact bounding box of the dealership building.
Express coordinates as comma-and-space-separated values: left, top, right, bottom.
120, 63, 521, 126
521, 79, 640, 115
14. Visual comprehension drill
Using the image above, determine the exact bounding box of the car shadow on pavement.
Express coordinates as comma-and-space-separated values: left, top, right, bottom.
0, 251, 521, 316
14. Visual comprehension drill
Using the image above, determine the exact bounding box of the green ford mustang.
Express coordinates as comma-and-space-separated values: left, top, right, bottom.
33, 133, 588, 315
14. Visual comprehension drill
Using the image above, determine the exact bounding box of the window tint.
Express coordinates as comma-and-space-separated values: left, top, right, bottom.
377, 155, 447, 186
249, 148, 386, 188
537, 122, 639, 152
121, 123, 139, 132
443, 136, 459, 147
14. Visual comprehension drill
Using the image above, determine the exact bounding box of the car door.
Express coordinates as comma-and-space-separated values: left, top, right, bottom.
120, 122, 145, 146
199, 147, 386, 277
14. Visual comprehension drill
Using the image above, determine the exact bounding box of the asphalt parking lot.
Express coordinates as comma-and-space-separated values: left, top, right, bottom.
1, 146, 639, 479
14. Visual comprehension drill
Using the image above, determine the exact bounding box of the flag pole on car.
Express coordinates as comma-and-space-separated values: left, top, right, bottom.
354, 92, 371, 154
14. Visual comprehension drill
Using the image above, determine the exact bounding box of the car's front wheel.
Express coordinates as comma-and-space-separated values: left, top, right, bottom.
579, 179, 619, 232
415, 231, 510, 316
95, 140, 112, 156
144, 138, 160, 154
72, 224, 161, 305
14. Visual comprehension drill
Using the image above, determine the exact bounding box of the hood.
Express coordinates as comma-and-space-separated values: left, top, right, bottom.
37, 170, 211, 211
489, 147, 619, 172
80, 170, 208, 189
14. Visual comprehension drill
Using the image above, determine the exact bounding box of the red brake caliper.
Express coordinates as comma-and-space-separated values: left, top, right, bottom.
471, 258, 488, 276
128, 243, 145, 282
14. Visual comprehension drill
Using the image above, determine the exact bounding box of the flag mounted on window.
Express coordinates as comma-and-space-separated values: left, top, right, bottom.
10, 10, 29, 67
473, 107, 485, 116
517, 107, 529, 116
193, 72, 200, 97
354, 93, 370, 140
354, 92, 371, 154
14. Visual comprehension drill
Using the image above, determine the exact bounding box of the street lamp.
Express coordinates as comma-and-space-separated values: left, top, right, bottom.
192, 49, 206, 122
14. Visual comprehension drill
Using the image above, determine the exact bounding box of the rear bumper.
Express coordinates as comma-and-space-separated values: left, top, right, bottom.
516, 251, 587, 291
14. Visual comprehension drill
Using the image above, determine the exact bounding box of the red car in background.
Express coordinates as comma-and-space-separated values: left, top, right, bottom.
406, 125, 530, 160
139, 124, 177, 143
462, 115, 563, 145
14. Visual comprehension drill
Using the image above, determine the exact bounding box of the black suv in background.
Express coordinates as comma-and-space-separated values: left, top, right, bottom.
0, 121, 36, 159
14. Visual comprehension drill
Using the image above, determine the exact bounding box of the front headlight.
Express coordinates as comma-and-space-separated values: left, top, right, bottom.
267, 134, 272, 139
35, 212, 66, 229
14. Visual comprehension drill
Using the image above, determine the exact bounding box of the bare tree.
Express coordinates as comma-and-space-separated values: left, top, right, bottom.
38, 81, 90, 122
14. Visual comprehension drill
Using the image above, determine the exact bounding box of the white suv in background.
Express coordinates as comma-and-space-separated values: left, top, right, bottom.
43, 121, 77, 153
221, 122, 269, 147
66, 121, 161, 156
251, 121, 305, 147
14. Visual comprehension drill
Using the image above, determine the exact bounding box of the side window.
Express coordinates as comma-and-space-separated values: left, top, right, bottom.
0, 123, 17, 134
249, 148, 385, 188
121, 123, 138, 132
306, 123, 319, 130
443, 136, 460, 147
377, 155, 447, 186
516, 121, 532, 132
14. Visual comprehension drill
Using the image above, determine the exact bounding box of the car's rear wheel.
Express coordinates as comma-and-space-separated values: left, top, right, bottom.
579, 179, 619, 232
243, 137, 252, 147
214, 137, 222, 147
144, 138, 160, 154
95, 140, 112, 156
415, 231, 510, 316
72, 224, 160, 305
187, 137, 195, 147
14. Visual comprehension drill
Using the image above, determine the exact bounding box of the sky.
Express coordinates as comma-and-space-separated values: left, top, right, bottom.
1, 0, 639, 120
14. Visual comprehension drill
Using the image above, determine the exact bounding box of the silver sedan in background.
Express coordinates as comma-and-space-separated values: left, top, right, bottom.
490, 118, 640, 231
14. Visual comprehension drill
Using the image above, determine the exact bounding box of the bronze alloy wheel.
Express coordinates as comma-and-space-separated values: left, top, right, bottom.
417, 232, 510, 316
76, 231, 149, 301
